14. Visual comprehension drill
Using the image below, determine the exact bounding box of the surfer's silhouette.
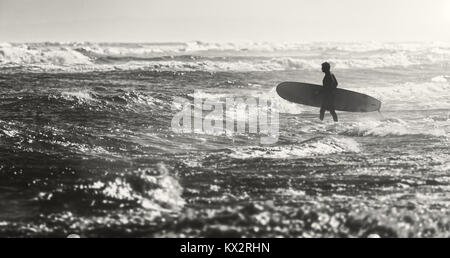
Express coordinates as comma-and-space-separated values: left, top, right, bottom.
320, 62, 338, 122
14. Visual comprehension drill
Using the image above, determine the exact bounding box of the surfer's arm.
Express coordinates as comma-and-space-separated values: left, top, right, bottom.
332, 74, 338, 88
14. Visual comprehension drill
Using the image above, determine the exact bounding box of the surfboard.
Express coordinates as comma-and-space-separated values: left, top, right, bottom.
276, 82, 381, 112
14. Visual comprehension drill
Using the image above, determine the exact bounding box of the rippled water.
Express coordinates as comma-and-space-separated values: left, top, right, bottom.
0, 42, 449, 237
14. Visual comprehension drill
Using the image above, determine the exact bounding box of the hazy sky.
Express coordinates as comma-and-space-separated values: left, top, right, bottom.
1, 0, 449, 42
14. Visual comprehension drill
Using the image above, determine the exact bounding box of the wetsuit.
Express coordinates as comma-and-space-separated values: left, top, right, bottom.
320, 73, 338, 122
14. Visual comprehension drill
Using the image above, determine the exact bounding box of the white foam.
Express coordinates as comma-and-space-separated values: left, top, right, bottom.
1, 41, 450, 72
188, 91, 233, 99
347, 81, 450, 111
60, 91, 95, 102
0, 43, 92, 66
431, 76, 449, 83
0, 128, 19, 138
96, 163, 185, 211
335, 118, 447, 137
228, 137, 360, 159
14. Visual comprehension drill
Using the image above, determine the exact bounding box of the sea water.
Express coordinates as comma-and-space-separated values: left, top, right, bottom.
0, 41, 449, 237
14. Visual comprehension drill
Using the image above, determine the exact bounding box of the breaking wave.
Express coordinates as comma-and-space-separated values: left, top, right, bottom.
34, 163, 185, 212
335, 118, 448, 137
352, 80, 450, 111
228, 136, 360, 159
89, 164, 185, 211
1, 41, 449, 72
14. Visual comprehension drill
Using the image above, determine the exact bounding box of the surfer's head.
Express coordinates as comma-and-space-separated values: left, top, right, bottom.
321, 62, 331, 73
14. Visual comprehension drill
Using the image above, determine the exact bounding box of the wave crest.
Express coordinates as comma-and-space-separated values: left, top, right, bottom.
1, 41, 449, 72
228, 136, 360, 159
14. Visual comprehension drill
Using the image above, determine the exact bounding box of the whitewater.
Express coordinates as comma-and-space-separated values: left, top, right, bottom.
0, 41, 449, 237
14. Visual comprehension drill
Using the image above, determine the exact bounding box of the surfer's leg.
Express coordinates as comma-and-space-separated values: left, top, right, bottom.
328, 93, 338, 122
320, 106, 325, 121
330, 109, 338, 122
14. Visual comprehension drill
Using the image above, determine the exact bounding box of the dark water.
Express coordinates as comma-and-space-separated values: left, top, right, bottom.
0, 42, 449, 237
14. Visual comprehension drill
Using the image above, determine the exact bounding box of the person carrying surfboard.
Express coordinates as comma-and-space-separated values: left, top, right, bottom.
320, 62, 338, 122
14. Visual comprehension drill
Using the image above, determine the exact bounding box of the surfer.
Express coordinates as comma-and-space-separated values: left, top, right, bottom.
320, 62, 338, 122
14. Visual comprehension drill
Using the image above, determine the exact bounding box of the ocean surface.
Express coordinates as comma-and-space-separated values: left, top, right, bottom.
0, 41, 449, 237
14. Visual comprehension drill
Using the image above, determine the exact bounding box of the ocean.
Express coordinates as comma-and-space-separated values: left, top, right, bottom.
0, 41, 449, 237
